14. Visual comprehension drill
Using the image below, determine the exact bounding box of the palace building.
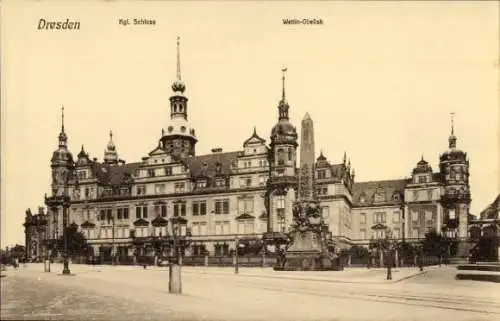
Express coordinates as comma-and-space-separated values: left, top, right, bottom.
24, 38, 472, 261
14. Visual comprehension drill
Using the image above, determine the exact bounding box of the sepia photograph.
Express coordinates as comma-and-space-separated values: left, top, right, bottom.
1, 1, 499, 320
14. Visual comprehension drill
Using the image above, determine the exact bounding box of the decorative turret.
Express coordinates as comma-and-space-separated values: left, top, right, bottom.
50, 106, 75, 197
76, 145, 90, 166
104, 130, 119, 165
160, 36, 198, 159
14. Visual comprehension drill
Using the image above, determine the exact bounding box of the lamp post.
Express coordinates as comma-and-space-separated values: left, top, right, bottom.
235, 235, 240, 274
169, 217, 184, 294
61, 196, 71, 275
386, 228, 394, 281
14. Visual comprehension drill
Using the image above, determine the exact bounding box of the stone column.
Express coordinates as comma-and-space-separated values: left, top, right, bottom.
204, 254, 208, 267
169, 264, 182, 294
395, 249, 399, 268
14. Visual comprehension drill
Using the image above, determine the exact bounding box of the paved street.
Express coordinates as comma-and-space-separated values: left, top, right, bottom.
2, 264, 499, 321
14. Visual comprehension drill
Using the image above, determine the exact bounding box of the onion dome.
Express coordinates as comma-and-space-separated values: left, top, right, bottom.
413, 155, 433, 174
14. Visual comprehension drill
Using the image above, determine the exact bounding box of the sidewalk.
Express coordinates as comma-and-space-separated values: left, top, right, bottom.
22, 262, 433, 284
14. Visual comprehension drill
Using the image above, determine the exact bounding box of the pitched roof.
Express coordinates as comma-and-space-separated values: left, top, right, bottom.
184, 151, 240, 179
480, 193, 500, 220
243, 128, 266, 146
353, 178, 408, 207
91, 162, 141, 186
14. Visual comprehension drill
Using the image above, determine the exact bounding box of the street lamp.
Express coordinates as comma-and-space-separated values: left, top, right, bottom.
169, 216, 186, 294
235, 235, 240, 274
385, 228, 395, 281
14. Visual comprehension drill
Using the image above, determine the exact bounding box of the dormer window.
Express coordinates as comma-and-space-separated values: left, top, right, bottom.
393, 193, 400, 201
418, 176, 427, 183
181, 126, 186, 133
78, 171, 87, 180
215, 178, 225, 187
317, 170, 326, 179
374, 193, 385, 203
197, 180, 207, 188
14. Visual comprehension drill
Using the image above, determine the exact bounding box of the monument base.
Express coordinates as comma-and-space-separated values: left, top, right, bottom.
274, 251, 341, 271
274, 229, 341, 271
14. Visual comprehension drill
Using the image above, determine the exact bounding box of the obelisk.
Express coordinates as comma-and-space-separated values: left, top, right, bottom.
299, 112, 315, 200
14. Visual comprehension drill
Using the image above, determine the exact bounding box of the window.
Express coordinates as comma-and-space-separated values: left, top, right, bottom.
196, 180, 207, 188
78, 171, 87, 180
238, 198, 254, 214
148, 169, 156, 177
155, 184, 165, 195
174, 202, 186, 217
174, 183, 185, 193
412, 210, 419, 222
258, 176, 266, 186
161, 205, 167, 217
288, 148, 292, 161
240, 177, 252, 187
215, 199, 229, 214
360, 213, 366, 224
106, 209, 113, 224
425, 211, 433, 222
427, 190, 433, 200
413, 191, 418, 201
374, 212, 386, 223
120, 187, 129, 195
360, 229, 366, 240
276, 195, 285, 209
412, 228, 419, 239
393, 228, 401, 239
215, 222, 222, 235
322, 206, 330, 219
135, 205, 148, 219
374, 229, 385, 239
99, 210, 106, 222
317, 170, 326, 179
192, 201, 207, 216
392, 211, 400, 223
418, 176, 426, 183
117, 208, 123, 220
84, 188, 90, 198
137, 186, 146, 196
215, 178, 226, 187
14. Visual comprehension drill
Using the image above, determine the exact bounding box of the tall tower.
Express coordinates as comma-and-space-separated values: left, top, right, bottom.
299, 112, 315, 200
439, 113, 471, 254
267, 68, 298, 233
50, 106, 75, 197
159, 36, 198, 159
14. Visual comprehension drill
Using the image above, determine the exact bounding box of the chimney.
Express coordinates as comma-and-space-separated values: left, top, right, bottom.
38, 207, 45, 215
211, 147, 223, 153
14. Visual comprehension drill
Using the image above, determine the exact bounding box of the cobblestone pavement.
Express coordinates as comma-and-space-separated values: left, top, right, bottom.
2, 264, 499, 321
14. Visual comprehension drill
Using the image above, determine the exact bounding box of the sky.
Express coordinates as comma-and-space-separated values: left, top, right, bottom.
1, 1, 499, 247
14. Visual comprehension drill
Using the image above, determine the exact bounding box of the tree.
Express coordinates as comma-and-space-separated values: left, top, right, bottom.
421, 230, 448, 257
56, 224, 89, 256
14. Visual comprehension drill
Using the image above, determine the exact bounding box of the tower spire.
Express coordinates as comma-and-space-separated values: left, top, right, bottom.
176, 36, 181, 81
448, 112, 457, 148
61, 105, 65, 133
281, 67, 287, 101
171, 36, 186, 93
